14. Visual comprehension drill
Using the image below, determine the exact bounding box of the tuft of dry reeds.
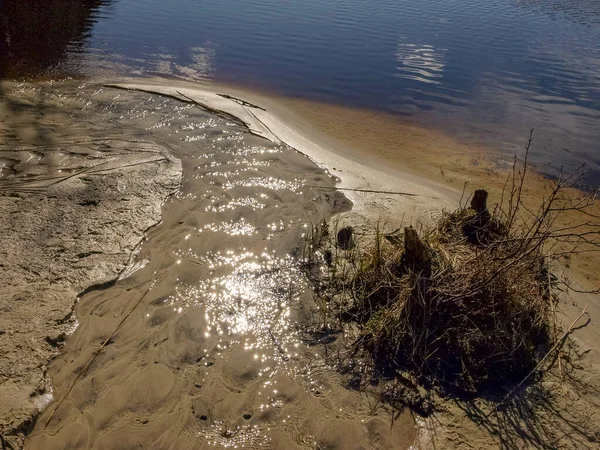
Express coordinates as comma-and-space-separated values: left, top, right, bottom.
313, 133, 600, 397
349, 207, 553, 393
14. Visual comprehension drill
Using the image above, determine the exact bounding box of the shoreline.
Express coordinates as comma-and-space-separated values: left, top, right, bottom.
106, 78, 600, 287
181, 78, 600, 289
107, 78, 461, 227
2, 77, 599, 449
105, 78, 600, 449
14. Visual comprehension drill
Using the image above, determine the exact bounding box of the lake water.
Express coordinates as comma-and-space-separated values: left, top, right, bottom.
1, 0, 600, 180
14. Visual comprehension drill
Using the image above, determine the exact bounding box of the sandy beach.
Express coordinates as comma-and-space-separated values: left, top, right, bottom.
1, 79, 599, 449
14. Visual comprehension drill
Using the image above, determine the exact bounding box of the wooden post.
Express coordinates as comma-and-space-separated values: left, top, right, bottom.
465, 189, 492, 244
336, 226, 353, 250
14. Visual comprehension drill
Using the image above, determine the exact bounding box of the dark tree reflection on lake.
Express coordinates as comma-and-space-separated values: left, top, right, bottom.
0, 0, 599, 181
0, 0, 111, 78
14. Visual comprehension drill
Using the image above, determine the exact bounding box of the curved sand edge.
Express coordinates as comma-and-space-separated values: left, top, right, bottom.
107, 79, 600, 289
106, 79, 459, 229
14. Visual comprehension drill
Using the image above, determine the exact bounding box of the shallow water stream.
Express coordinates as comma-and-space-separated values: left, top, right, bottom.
3, 82, 418, 449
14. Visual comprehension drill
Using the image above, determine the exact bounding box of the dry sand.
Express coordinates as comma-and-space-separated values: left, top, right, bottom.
1, 78, 599, 449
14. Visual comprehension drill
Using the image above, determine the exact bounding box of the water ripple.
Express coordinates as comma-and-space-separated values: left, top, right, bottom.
3, 0, 600, 178
396, 41, 447, 85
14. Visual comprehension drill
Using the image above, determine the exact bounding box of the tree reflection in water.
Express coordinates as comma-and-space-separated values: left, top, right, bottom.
0, 0, 112, 79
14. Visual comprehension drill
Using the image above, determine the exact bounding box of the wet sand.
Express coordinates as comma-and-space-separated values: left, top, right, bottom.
206, 83, 600, 448
1, 78, 599, 449
0, 83, 183, 447
2, 81, 429, 449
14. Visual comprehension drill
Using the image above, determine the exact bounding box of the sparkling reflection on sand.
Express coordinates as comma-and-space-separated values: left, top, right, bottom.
14, 81, 418, 449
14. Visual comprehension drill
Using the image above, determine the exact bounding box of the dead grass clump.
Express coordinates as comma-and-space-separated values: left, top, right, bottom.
335, 138, 600, 396
351, 204, 552, 394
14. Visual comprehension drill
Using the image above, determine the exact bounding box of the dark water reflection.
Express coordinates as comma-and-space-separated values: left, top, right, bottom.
0, 0, 111, 78
1, 0, 599, 181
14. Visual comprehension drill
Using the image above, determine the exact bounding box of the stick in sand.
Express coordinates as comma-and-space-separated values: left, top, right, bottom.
44, 276, 161, 428
303, 184, 438, 198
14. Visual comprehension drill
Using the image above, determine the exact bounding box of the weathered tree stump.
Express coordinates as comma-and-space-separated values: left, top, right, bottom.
470, 189, 489, 213
465, 189, 493, 244
336, 226, 353, 250
401, 226, 432, 275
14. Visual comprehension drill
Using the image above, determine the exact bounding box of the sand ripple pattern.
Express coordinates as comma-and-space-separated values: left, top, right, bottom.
20, 83, 417, 450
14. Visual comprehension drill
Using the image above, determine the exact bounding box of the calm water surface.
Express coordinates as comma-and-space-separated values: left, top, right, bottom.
1, 0, 599, 180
